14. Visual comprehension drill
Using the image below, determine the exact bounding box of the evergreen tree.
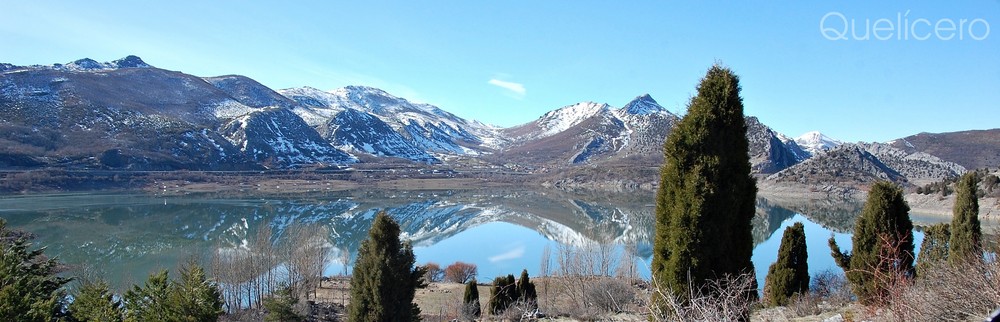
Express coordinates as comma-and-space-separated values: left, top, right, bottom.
652, 65, 758, 305
488, 274, 516, 315
69, 279, 124, 322
950, 172, 982, 263
123, 270, 171, 322
347, 211, 423, 322
763, 222, 809, 307
830, 181, 915, 305
263, 286, 304, 322
515, 269, 537, 310
916, 223, 950, 275
461, 278, 480, 320
167, 260, 224, 321
0, 219, 71, 322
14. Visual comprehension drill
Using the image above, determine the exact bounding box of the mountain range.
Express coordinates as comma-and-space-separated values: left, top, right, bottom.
2, 56, 997, 190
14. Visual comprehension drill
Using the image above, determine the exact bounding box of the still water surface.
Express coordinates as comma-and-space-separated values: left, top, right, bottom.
0, 189, 926, 290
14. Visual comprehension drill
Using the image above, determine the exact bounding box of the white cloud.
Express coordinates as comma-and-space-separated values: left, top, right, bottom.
488, 79, 526, 99
488, 245, 526, 263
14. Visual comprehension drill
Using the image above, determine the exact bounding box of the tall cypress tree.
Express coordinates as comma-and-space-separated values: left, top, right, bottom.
763, 222, 809, 307
652, 65, 758, 305
347, 211, 424, 322
830, 181, 914, 305
462, 278, 481, 319
515, 269, 537, 309
949, 172, 982, 263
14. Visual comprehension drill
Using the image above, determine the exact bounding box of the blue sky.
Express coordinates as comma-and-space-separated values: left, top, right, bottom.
2, 1, 997, 142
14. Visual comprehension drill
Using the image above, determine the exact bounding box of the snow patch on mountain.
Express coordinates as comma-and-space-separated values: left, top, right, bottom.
795, 131, 843, 155
536, 102, 611, 137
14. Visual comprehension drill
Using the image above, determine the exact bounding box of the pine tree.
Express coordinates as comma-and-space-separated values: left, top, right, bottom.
829, 181, 914, 305
652, 65, 758, 306
69, 279, 124, 322
124, 270, 171, 322
167, 260, 224, 321
347, 211, 423, 322
763, 222, 809, 307
949, 172, 982, 263
0, 219, 71, 322
916, 223, 950, 275
461, 278, 481, 320
263, 286, 304, 322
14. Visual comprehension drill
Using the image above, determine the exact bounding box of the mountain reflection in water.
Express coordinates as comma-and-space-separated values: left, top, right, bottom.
0, 189, 922, 290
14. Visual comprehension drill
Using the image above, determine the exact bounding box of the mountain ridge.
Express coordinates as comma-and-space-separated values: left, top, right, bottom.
3, 56, 998, 193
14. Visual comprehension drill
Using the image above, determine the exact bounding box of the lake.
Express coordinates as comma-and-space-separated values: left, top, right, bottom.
0, 189, 926, 291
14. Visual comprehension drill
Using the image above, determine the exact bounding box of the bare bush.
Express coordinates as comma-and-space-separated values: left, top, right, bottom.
444, 262, 478, 284
649, 272, 758, 321
809, 269, 853, 307
894, 255, 1000, 321
422, 262, 443, 283
583, 277, 636, 314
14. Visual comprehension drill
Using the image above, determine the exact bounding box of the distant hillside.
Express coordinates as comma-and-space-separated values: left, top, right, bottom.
889, 129, 1000, 170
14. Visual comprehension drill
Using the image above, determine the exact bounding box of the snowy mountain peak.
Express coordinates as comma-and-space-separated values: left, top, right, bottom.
620, 94, 667, 115
795, 131, 843, 155
112, 55, 150, 68
68, 58, 103, 70
57, 56, 152, 71
537, 102, 611, 136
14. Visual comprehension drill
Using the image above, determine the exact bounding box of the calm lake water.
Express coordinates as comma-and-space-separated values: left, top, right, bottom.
0, 189, 926, 290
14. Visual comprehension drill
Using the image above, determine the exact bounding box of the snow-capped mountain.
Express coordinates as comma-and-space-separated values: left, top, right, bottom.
0, 56, 354, 169
281, 86, 503, 157
324, 109, 438, 163
795, 131, 843, 155
500, 94, 804, 175
501, 95, 677, 166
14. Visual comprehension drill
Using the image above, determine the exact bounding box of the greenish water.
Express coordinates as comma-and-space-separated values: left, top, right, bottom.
0, 189, 924, 291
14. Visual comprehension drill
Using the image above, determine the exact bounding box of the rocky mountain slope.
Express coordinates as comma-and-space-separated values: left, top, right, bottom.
0, 57, 356, 170
498, 95, 806, 175
764, 142, 966, 188
888, 129, 1000, 170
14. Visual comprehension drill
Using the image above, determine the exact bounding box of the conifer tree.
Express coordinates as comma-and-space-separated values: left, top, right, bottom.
347, 211, 424, 322
69, 279, 124, 322
488, 274, 516, 315
168, 260, 224, 321
764, 222, 809, 307
461, 278, 481, 320
916, 223, 950, 275
0, 219, 70, 322
263, 286, 304, 322
515, 269, 537, 309
124, 270, 171, 322
830, 181, 914, 305
950, 172, 982, 263
652, 65, 758, 306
